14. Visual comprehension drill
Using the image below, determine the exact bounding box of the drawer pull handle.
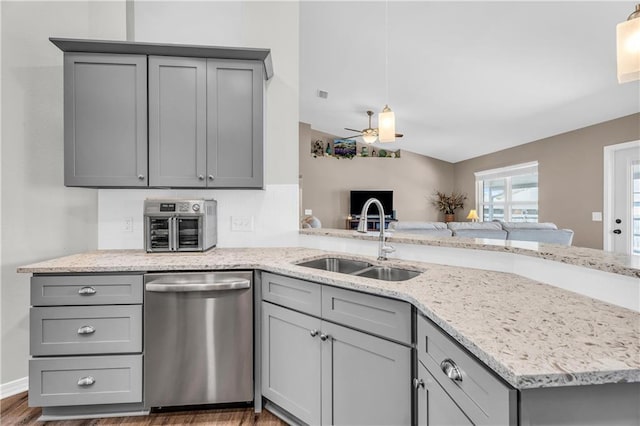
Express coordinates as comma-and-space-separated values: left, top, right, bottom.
440, 359, 463, 382
77, 325, 95, 335
77, 376, 95, 387
78, 286, 97, 295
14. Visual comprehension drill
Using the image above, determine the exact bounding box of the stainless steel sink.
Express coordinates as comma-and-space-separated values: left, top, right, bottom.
296, 257, 373, 274
296, 257, 421, 282
353, 266, 421, 281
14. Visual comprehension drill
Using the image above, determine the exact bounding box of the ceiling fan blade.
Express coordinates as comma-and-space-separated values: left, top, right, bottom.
344, 128, 363, 133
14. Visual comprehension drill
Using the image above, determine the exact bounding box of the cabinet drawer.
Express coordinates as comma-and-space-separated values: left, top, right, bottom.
30, 305, 142, 356
261, 272, 321, 317
31, 274, 143, 306
417, 315, 516, 426
29, 354, 142, 407
322, 285, 412, 345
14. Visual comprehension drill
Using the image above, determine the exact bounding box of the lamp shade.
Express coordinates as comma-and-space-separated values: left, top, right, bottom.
378, 105, 396, 143
617, 6, 640, 83
466, 209, 479, 221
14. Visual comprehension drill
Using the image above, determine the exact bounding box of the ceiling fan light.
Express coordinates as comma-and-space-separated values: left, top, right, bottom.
378, 105, 396, 143
617, 4, 640, 83
362, 134, 377, 144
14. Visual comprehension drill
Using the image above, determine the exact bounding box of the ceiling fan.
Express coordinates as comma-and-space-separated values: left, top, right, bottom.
343, 110, 404, 143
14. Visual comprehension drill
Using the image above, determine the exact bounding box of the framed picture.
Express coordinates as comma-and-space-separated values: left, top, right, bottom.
333, 139, 356, 158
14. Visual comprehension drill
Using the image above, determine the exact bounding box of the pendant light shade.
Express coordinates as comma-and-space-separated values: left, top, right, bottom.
378, 105, 396, 143
617, 4, 640, 83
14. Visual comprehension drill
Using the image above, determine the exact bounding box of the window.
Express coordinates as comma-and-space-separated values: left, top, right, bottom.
475, 162, 538, 222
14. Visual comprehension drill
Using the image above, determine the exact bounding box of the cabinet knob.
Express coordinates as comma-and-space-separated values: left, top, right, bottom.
440, 359, 463, 382
310, 329, 319, 337
77, 325, 96, 335
138, 175, 145, 180
78, 286, 96, 295
320, 333, 330, 341
413, 378, 425, 389
77, 376, 95, 387
198, 175, 205, 181
208, 175, 214, 181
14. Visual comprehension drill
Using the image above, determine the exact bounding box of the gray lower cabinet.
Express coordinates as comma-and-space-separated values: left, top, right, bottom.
64, 53, 147, 187
148, 56, 263, 188
261, 274, 412, 426
262, 302, 322, 425
29, 274, 144, 414
416, 361, 473, 426
416, 314, 516, 426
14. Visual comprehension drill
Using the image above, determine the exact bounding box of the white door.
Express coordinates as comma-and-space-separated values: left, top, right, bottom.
611, 145, 640, 255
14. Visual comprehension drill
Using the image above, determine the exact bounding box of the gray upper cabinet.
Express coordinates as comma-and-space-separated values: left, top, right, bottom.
64, 53, 147, 187
207, 59, 263, 188
54, 38, 270, 189
148, 56, 207, 187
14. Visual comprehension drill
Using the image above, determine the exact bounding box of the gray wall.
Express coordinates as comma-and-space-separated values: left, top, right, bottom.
453, 113, 640, 249
0, 1, 125, 385
300, 123, 455, 229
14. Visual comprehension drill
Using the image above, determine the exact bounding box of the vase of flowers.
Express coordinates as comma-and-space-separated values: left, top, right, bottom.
432, 191, 467, 222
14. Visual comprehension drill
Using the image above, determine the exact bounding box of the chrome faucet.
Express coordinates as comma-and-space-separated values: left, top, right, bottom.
356, 198, 395, 260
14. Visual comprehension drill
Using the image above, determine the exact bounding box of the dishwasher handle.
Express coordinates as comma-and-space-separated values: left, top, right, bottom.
146, 279, 250, 293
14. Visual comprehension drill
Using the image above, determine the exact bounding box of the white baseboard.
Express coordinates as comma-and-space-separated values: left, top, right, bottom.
1, 377, 28, 399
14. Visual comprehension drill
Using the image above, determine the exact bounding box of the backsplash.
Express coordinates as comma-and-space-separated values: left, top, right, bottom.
98, 185, 299, 249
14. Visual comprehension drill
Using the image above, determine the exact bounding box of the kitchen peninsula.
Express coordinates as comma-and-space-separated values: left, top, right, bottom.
19, 240, 640, 425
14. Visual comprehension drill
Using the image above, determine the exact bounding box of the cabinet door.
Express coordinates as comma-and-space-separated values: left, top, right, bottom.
262, 302, 321, 425
417, 361, 473, 426
148, 56, 207, 187
64, 53, 147, 187
207, 59, 263, 188
321, 321, 411, 426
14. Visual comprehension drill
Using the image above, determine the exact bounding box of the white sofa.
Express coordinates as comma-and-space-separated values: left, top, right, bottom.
389, 221, 574, 246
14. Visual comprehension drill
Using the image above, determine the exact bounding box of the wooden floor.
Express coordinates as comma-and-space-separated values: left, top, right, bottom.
0, 392, 286, 425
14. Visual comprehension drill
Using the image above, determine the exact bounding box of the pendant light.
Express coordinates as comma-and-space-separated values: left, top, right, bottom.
617, 4, 640, 83
379, 0, 396, 143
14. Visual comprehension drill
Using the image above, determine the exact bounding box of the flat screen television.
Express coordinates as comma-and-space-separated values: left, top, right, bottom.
350, 190, 393, 217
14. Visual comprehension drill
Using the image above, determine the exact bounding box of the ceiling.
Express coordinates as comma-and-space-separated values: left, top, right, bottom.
299, 1, 640, 163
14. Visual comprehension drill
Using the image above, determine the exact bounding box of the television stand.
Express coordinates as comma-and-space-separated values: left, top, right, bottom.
346, 217, 396, 231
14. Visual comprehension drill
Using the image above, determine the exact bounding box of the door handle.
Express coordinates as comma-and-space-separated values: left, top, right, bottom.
77, 325, 96, 335
613, 229, 622, 234
146, 279, 250, 292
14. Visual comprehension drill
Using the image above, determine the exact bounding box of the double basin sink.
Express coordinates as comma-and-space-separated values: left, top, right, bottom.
296, 257, 420, 282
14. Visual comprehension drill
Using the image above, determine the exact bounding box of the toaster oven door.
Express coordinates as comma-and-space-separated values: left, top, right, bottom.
147, 216, 173, 252
176, 217, 202, 251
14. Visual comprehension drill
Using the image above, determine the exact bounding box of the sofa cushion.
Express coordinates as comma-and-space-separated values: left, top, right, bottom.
388, 221, 452, 237
451, 229, 508, 240
447, 222, 503, 231
501, 222, 558, 231
390, 221, 448, 231
506, 229, 574, 245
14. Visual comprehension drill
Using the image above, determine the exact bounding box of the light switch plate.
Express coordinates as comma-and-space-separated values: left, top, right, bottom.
592, 212, 602, 222
304, 209, 313, 215
231, 216, 254, 232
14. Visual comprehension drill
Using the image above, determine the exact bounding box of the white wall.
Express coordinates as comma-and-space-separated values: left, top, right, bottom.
0, 1, 126, 386
98, 1, 300, 249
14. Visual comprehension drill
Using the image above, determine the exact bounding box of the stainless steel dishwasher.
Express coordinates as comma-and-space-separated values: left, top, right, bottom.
144, 271, 253, 408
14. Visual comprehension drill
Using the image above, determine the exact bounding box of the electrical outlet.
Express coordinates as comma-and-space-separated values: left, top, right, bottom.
231, 216, 254, 232
123, 217, 133, 232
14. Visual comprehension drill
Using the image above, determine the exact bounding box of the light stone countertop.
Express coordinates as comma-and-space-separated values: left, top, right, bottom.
19, 247, 640, 390
300, 228, 640, 278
